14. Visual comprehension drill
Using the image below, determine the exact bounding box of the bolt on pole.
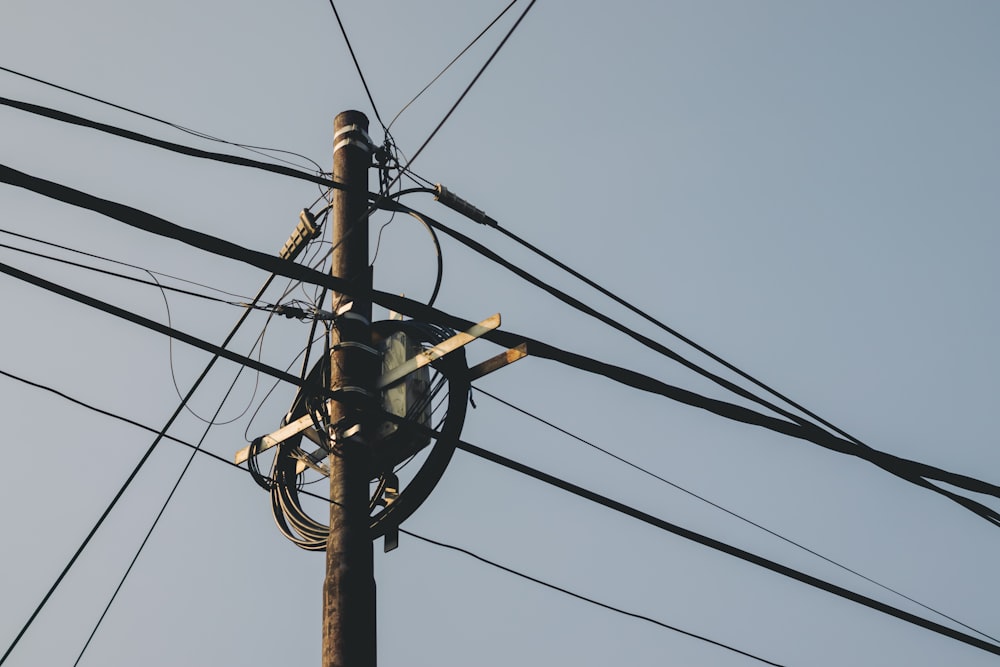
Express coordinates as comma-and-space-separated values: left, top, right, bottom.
323, 110, 377, 667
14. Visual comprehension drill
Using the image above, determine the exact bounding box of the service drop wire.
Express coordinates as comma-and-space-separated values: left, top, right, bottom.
0, 272, 280, 666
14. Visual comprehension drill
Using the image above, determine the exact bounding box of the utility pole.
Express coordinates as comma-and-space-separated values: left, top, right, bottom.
324, 110, 377, 667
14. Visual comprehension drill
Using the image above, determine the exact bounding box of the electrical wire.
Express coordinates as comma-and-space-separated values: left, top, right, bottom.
428, 430, 1000, 658
2, 365, 996, 661
0, 238, 259, 309
71, 346, 254, 666
0, 65, 323, 172
325, 0, 385, 131
0, 267, 282, 666
471, 386, 1000, 644
398, 527, 786, 666
149, 270, 263, 426
386, 0, 519, 131
403, 0, 537, 171
489, 224, 892, 489
4, 164, 997, 523
0, 96, 340, 190
0, 256, 333, 399
376, 199, 1000, 524
371, 209, 444, 307
0, 227, 250, 300
0, 365, 784, 665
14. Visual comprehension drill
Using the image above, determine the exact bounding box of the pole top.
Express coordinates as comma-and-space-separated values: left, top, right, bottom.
335, 110, 369, 130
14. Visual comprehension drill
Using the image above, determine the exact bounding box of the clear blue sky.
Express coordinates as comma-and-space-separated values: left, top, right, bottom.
1, 2, 999, 665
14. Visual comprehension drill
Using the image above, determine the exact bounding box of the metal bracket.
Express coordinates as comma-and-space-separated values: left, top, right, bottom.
381, 473, 400, 552
332, 341, 379, 355
376, 313, 501, 390
234, 397, 368, 466
468, 343, 528, 380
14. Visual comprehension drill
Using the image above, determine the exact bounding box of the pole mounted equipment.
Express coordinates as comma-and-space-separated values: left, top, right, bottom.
231, 110, 528, 667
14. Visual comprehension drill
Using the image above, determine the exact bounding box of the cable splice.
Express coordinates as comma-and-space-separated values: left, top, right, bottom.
434, 184, 497, 226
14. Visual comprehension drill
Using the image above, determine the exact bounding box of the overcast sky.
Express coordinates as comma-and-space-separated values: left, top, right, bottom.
2, 2, 999, 666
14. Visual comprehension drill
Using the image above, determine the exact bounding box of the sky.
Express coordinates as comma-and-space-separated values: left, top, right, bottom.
1, 1, 999, 666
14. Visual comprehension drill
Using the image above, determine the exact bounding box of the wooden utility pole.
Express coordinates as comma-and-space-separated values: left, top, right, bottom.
323, 110, 377, 667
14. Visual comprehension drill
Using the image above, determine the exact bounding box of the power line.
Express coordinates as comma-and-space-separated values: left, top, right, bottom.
404, 0, 537, 169
0, 256, 334, 399
71, 349, 257, 666
0, 96, 340, 190
0, 237, 255, 308
0, 65, 323, 172
381, 200, 1000, 525
0, 226, 251, 300
471, 385, 1000, 644
3, 163, 997, 522
0, 365, 784, 667
398, 528, 787, 666
0, 268, 282, 666
387, 0, 518, 131
326, 0, 385, 130
445, 438, 1000, 658
488, 221, 931, 514
4, 358, 996, 660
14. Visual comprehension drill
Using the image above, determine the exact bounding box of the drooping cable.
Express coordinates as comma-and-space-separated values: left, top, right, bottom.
4, 163, 997, 523
371, 210, 444, 307
149, 270, 262, 426
471, 386, 1000, 644
386, 0, 518, 131
0, 66, 323, 172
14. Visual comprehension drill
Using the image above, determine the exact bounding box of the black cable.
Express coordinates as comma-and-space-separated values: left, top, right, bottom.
0, 368, 235, 466
0, 269, 281, 666
325, 1, 385, 130
387, 0, 519, 131
434, 195, 1000, 534
4, 163, 997, 520
492, 226, 888, 480
404, 0, 537, 169
149, 270, 262, 427
0, 227, 250, 300
444, 439, 1000, 658
0, 65, 323, 172
2, 364, 995, 661
380, 200, 1000, 523
0, 257, 335, 400
418, 206, 818, 425
471, 386, 1000, 644
0, 365, 784, 666
0, 96, 340, 190
371, 210, 444, 307
71, 346, 254, 666
398, 528, 786, 666
0, 238, 254, 308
